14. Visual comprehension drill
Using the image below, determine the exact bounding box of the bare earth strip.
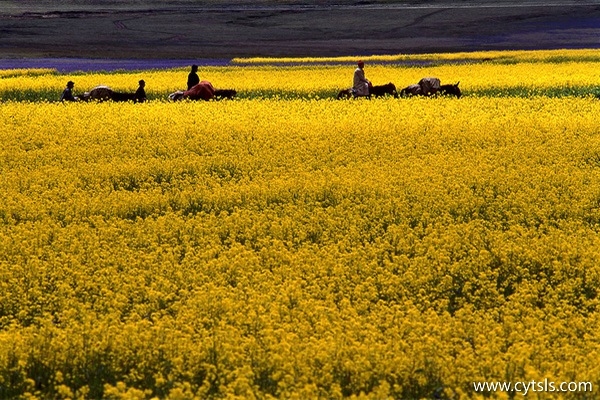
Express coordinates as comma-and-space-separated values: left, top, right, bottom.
0, 2, 599, 58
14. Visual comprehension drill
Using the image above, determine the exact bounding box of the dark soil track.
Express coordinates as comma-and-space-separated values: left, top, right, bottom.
1, 2, 599, 58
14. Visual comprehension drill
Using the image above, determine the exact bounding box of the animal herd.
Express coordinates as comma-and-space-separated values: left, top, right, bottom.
74, 77, 459, 103
337, 77, 462, 100
77, 82, 237, 102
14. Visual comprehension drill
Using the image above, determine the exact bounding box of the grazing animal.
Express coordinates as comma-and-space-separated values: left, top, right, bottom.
168, 90, 185, 101
184, 81, 216, 101
169, 84, 237, 101
399, 84, 422, 97
214, 89, 237, 100
79, 85, 141, 102
400, 78, 461, 98
370, 82, 398, 98
110, 92, 137, 102
337, 82, 398, 99
79, 85, 113, 101
418, 77, 441, 96
439, 82, 461, 98
336, 88, 353, 100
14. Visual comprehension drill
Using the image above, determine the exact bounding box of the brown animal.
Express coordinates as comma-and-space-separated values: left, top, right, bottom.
439, 83, 462, 98
184, 81, 216, 101
337, 82, 398, 99
370, 83, 398, 98
169, 83, 237, 101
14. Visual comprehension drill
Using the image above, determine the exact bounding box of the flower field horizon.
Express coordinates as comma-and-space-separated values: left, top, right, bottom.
1, 49, 600, 399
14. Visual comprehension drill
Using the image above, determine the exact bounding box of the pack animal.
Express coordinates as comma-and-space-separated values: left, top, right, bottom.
438, 83, 461, 98
400, 78, 461, 98
370, 83, 398, 98
337, 82, 398, 99
214, 89, 237, 100
169, 81, 237, 101
79, 85, 141, 102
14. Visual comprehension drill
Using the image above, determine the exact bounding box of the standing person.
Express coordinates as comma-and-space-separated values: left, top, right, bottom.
60, 81, 77, 102
353, 60, 371, 98
187, 65, 200, 90
134, 79, 147, 103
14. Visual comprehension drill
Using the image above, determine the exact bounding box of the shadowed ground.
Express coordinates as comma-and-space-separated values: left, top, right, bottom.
1, 1, 599, 58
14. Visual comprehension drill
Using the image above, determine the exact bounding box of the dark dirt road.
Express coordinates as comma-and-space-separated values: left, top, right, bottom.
1, 2, 599, 58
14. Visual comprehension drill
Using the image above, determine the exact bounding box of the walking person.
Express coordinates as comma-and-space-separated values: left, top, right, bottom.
187, 65, 200, 90
135, 79, 147, 103
60, 81, 78, 102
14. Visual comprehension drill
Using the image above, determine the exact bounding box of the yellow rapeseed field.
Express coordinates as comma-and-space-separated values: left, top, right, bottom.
1, 50, 600, 399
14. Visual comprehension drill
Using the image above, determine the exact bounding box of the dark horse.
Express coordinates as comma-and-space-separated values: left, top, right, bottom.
438, 83, 462, 98
111, 92, 138, 102
337, 82, 398, 99
214, 89, 237, 100
78, 85, 144, 102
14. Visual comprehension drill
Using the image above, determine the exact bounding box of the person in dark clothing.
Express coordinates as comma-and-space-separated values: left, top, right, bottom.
60, 81, 77, 102
135, 79, 147, 103
187, 65, 200, 90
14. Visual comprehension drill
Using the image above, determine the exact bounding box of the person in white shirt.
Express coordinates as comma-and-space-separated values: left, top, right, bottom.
353, 60, 371, 97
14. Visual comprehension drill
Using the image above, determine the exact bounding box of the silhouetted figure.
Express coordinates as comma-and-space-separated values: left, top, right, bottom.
135, 79, 147, 103
187, 65, 200, 90
60, 81, 77, 102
